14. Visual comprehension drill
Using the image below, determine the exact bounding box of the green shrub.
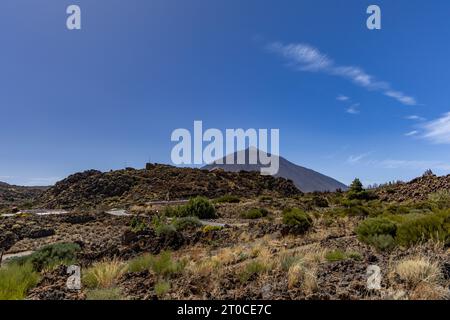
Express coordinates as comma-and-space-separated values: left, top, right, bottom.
130, 217, 148, 232
202, 225, 223, 233
150, 251, 185, 277
238, 261, 267, 283
282, 208, 313, 232
311, 196, 329, 208
0, 262, 40, 300
395, 212, 449, 246
12, 243, 81, 271
325, 250, 346, 262
214, 195, 241, 204
164, 197, 217, 219
367, 234, 396, 251
127, 254, 155, 273
154, 280, 171, 297
154, 223, 177, 237
163, 205, 186, 217
347, 251, 363, 261
356, 211, 450, 249
183, 197, 217, 219
347, 190, 377, 201
127, 252, 184, 277
429, 190, 450, 210
384, 203, 411, 215
356, 217, 397, 250
171, 216, 202, 231
241, 208, 269, 219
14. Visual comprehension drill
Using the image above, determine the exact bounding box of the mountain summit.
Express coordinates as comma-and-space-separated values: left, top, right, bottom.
202, 148, 348, 192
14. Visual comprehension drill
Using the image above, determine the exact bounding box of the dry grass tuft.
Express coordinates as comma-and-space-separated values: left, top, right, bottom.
287, 262, 318, 294
395, 256, 442, 287
410, 282, 450, 300
83, 258, 127, 289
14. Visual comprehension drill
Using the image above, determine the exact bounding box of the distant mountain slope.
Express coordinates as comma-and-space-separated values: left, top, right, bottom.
0, 182, 48, 210
202, 148, 348, 193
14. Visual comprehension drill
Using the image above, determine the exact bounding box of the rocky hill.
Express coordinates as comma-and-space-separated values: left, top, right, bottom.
377, 173, 450, 202
0, 182, 48, 211
203, 148, 348, 192
37, 164, 301, 209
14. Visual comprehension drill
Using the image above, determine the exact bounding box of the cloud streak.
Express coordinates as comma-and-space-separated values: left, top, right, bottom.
347, 154, 450, 171
422, 112, 450, 144
268, 42, 417, 106
377, 159, 450, 171
346, 103, 360, 115
404, 130, 418, 137
347, 152, 372, 164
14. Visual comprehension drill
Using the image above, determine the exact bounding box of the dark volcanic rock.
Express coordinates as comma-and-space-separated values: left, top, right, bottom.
377, 173, 450, 202
0, 231, 19, 250
37, 164, 301, 209
62, 214, 96, 224
27, 265, 85, 300
27, 228, 55, 239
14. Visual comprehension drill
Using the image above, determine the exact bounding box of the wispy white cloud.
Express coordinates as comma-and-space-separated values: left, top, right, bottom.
405, 115, 426, 121
384, 90, 417, 106
347, 155, 450, 171
268, 42, 417, 106
404, 130, 418, 137
347, 151, 372, 164
422, 112, 450, 144
336, 95, 349, 101
346, 103, 360, 114
377, 159, 450, 171
268, 42, 333, 71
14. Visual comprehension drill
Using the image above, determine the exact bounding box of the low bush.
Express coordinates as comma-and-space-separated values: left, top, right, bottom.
311, 196, 329, 208
395, 211, 449, 246
154, 280, 171, 297
367, 234, 396, 251
127, 254, 155, 273
241, 208, 269, 219
150, 251, 185, 278
164, 197, 217, 219
183, 197, 217, 219
356, 210, 450, 249
202, 225, 223, 233
154, 223, 177, 237
127, 252, 185, 277
356, 216, 397, 247
130, 217, 148, 233
282, 208, 313, 232
171, 216, 202, 231
429, 190, 450, 210
213, 195, 240, 204
347, 251, 363, 261
12, 242, 81, 271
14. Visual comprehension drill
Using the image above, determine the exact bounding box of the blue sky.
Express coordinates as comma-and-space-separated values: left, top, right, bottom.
1, 0, 449, 186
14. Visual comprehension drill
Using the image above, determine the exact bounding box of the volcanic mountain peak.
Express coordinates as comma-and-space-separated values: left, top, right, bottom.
202, 148, 348, 193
